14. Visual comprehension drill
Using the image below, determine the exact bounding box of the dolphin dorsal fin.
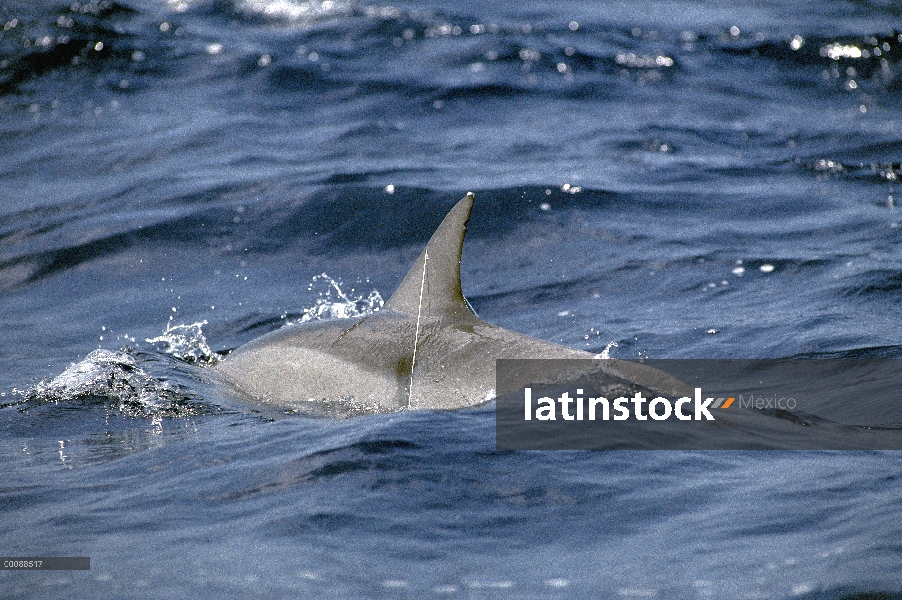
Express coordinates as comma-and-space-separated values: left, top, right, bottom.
383, 192, 476, 321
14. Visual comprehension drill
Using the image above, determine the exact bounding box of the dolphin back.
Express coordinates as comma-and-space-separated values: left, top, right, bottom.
212, 192, 691, 415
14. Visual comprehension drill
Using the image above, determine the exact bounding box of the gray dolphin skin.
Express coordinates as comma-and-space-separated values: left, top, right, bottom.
213, 193, 691, 415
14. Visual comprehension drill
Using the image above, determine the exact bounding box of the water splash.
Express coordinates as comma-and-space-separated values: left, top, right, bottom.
22, 349, 203, 418
597, 340, 619, 359
288, 273, 384, 324
145, 320, 218, 365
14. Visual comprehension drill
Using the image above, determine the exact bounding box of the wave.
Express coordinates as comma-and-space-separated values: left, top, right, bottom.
7, 0, 897, 106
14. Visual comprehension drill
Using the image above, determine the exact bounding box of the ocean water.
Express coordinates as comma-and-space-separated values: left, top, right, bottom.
2, 0, 902, 597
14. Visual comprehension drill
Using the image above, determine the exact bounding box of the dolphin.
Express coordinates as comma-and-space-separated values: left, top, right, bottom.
212, 193, 690, 415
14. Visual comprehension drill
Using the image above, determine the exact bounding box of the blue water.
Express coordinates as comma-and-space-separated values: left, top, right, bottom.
2, 0, 902, 597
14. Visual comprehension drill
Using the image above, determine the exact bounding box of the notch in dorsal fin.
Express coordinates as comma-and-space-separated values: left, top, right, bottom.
384, 192, 476, 320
